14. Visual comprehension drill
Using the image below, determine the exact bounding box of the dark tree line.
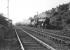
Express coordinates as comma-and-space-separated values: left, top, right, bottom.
0, 15, 8, 26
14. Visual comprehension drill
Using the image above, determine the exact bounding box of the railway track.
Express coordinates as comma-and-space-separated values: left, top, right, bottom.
34, 28, 70, 44
15, 28, 52, 50
18, 26, 70, 50
22, 26, 70, 44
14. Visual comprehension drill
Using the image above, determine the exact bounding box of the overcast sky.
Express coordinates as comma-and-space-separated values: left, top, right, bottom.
0, 0, 70, 24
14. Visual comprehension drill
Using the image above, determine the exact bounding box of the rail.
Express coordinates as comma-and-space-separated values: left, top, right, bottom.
14, 29, 25, 50
19, 27, 56, 50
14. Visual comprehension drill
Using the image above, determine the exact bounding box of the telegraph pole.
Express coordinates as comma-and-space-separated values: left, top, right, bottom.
37, 11, 38, 16
7, 0, 12, 27
7, 0, 9, 18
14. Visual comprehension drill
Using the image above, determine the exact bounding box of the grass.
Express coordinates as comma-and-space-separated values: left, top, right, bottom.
0, 27, 21, 50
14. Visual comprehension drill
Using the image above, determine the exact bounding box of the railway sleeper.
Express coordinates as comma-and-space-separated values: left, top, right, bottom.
38, 33, 70, 46
64, 41, 70, 46
49, 36, 67, 44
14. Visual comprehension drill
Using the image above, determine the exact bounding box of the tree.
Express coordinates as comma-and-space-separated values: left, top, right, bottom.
0, 14, 8, 27
58, 4, 69, 12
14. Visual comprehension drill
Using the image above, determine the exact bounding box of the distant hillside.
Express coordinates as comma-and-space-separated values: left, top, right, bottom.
49, 2, 70, 29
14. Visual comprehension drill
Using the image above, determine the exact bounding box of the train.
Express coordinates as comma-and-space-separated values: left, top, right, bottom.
28, 17, 63, 30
